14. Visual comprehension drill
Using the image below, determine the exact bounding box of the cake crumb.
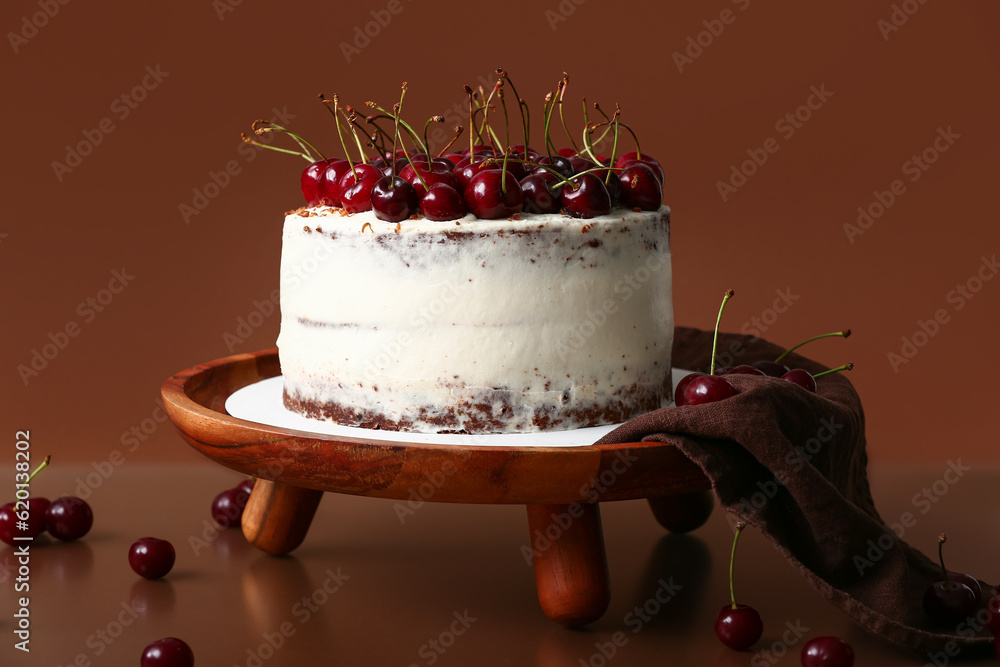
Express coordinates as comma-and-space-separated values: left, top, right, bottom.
394, 223, 401, 233
315, 226, 322, 233
361, 222, 373, 233
581, 224, 593, 233
303, 225, 311, 232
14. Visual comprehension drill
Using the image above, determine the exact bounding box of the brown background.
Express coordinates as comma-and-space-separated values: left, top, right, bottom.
3, 0, 1000, 467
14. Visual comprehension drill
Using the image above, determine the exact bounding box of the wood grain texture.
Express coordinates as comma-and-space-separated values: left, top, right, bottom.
526, 503, 610, 626
242, 478, 323, 555
161, 349, 710, 505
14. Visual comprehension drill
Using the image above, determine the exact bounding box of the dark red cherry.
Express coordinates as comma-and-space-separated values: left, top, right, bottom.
338, 163, 382, 214
496, 153, 528, 181
985, 594, 1000, 634
715, 604, 763, 650
801, 636, 855, 667
592, 169, 623, 208
453, 154, 498, 194
141, 637, 194, 667
674, 372, 703, 407
519, 173, 561, 214
459, 144, 493, 156
619, 163, 663, 210
561, 173, 611, 218
371, 176, 418, 223
781, 369, 817, 392
301, 159, 329, 206
535, 155, 575, 178
463, 169, 523, 219
45, 496, 93, 541
719, 365, 765, 376
935, 573, 982, 604
316, 159, 353, 207
420, 183, 467, 221
236, 479, 255, 496
400, 162, 457, 198
681, 374, 737, 406
129, 537, 176, 580
924, 580, 977, 626
614, 151, 665, 186
556, 147, 576, 157
211, 487, 250, 529
441, 152, 465, 166
753, 360, 790, 377
568, 155, 598, 175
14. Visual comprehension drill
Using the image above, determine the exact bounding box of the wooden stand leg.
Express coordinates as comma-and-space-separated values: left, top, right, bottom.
526, 502, 610, 626
242, 479, 323, 555
647, 490, 714, 533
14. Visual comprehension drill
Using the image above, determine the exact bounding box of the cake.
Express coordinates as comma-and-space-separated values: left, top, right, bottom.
252, 71, 673, 433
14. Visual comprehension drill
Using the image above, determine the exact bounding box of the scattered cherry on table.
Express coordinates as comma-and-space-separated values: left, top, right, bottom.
141, 637, 194, 667
129, 537, 176, 580
801, 636, 855, 667
715, 521, 763, 650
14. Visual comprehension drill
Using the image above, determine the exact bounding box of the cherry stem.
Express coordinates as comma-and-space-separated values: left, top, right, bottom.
813, 363, 853, 378
367, 100, 426, 155
543, 92, 556, 157
729, 521, 746, 609
241, 134, 313, 162
252, 121, 324, 161
436, 125, 463, 157
482, 80, 502, 157
321, 94, 355, 176
423, 115, 443, 156
710, 290, 735, 375
27, 455, 51, 484
498, 68, 529, 159
774, 330, 852, 363
464, 85, 475, 157
936, 533, 951, 585
557, 74, 579, 152
618, 121, 642, 159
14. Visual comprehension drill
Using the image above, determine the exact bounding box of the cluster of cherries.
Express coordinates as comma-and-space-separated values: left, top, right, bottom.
244, 70, 664, 222
717, 522, 855, 665
0, 456, 93, 546
131, 477, 254, 666
674, 290, 853, 407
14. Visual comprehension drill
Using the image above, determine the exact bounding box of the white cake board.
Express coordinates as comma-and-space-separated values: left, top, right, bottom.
226, 369, 692, 448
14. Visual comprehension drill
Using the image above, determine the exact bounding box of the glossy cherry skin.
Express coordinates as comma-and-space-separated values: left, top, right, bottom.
338, 163, 382, 214
935, 573, 982, 604
441, 152, 465, 166
420, 183, 467, 221
801, 636, 855, 667
619, 163, 663, 210
561, 173, 611, 218
674, 372, 703, 406
593, 169, 622, 208
715, 604, 763, 650
781, 369, 817, 392
141, 637, 194, 667
923, 579, 978, 626
0, 497, 51, 543
720, 365, 765, 376
519, 173, 561, 214
0, 503, 20, 545
568, 155, 598, 175
556, 147, 577, 157
463, 170, 523, 219
129, 537, 176, 580
45, 496, 93, 541
682, 375, 738, 406
459, 144, 493, 156
986, 594, 1000, 634
453, 154, 498, 194
399, 162, 457, 199
534, 155, 575, 178
211, 487, 250, 529
236, 479, 255, 497
300, 159, 329, 206
371, 176, 418, 223
316, 159, 353, 207
754, 360, 790, 377
614, 151, 665, 186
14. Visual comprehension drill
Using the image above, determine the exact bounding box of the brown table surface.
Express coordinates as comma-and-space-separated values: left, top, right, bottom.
1, 462, 997, 666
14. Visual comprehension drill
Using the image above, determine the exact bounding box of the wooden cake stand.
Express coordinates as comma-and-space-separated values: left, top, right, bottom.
161, 349, 713, 626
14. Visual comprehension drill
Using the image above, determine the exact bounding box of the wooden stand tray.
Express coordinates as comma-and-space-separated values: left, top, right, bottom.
161, 348, 712, 626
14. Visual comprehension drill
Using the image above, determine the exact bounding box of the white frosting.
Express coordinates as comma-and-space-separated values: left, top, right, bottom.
277, 205, 673, 433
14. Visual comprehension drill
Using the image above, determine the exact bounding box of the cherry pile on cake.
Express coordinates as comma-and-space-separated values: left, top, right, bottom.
245, 70, 672, 434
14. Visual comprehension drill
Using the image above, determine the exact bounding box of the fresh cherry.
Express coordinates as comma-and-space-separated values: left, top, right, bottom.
534, 154, 574, 178
400, 161, 457, 198
420, 183, 467, 221
561, 173, 611, 218
715, 522, 763, 650
141, 637, 194, 667
0, 455, 52, 544
923, 534, 979, 626
614, 151, 664, 186
316, 159, 353, 207
676, 290, 738, 406
371, 176, 418, 223
453, 153, 497, 194
801, 636, 855, 667
463, 169, 523, 219
338, 163, 382, 214
781, 369, 817, 393
212, 486, 250, 529
45, 496, 93, 541
986, 594, 1000, 634
519, 173, 561, 214
619, 163, 663, 210
129, 537, 176, 580
754, 361, 790, 377
300, 159, 329, 206
673, 372, 703, 407
236, 478, 255, 496
567, 155, 597, 174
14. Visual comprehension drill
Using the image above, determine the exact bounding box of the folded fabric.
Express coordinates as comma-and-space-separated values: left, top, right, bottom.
596, 326, 994, 657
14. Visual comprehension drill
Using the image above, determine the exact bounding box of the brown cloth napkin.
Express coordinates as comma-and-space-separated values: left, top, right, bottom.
596, 326, 994, 658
